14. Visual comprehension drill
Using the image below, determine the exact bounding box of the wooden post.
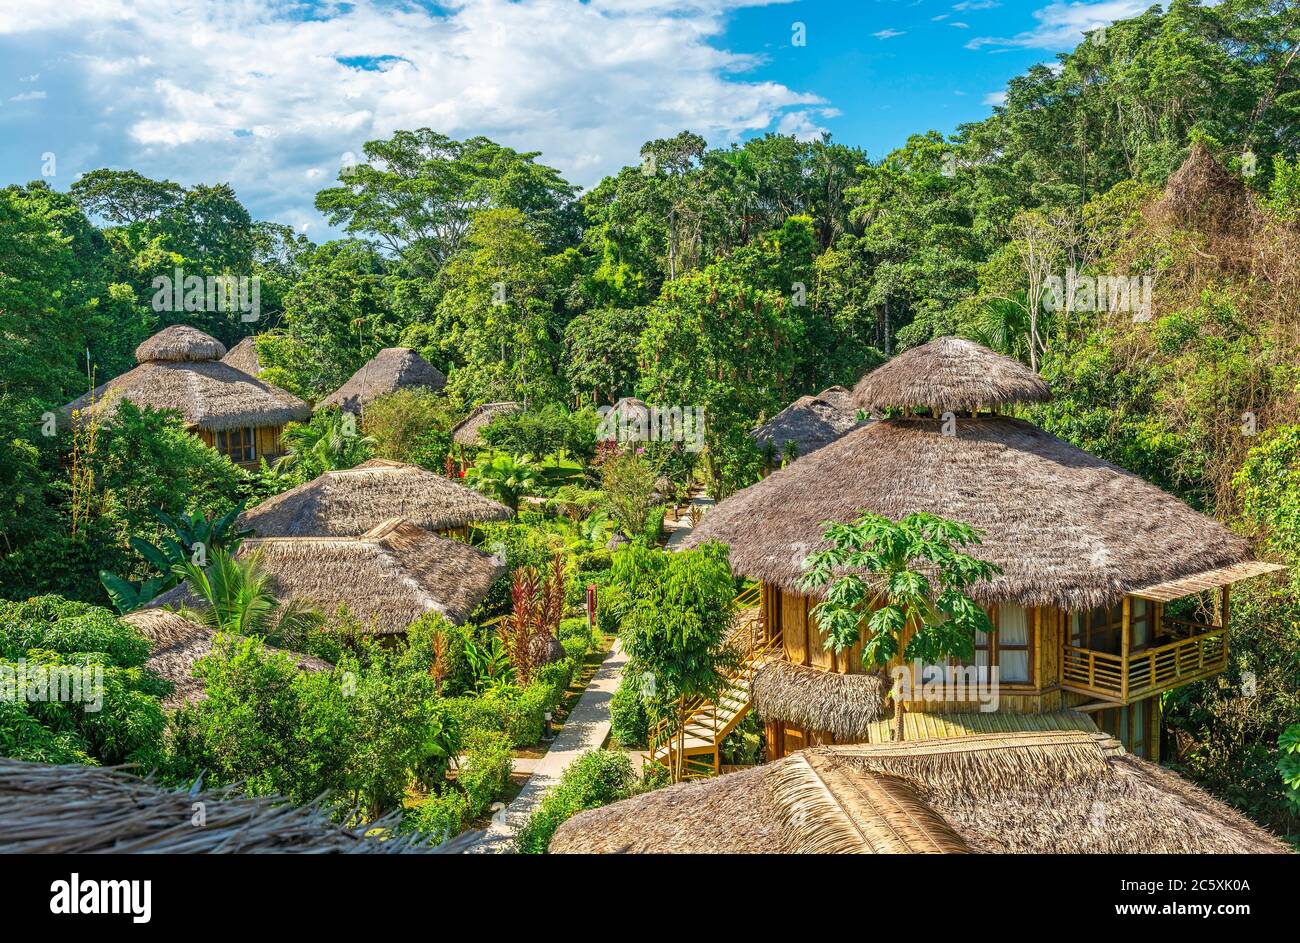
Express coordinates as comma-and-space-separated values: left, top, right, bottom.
1121, 597, 1131, 702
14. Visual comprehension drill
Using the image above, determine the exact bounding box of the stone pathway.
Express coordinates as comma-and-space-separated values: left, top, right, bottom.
464, 639, 627, 853
663, 493, 714, 550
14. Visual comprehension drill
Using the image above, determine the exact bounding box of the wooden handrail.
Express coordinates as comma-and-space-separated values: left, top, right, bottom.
1061, 625, 1228, 702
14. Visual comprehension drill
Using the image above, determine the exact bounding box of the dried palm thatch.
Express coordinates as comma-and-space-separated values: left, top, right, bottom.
552, 730, 1290, 854
318, 347, 447, 414
752, 386, 863, 460
123, 610, 331, 710
148, 518, 503, 632
61, 327, 309, 433
852, 336, 1051, 413
549, 764, 792, 853
751, 660, 887, 742
0, 759, 444, 853
452, 401, 522, 446
220, 335, 261, 375
765, 753, 969, 853
238, 459, 511, 537
134, 324, 227, 362
1152, 142, 1250, 235
686, 415, 1254, 611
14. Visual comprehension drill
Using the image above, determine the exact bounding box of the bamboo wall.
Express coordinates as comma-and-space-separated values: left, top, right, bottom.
194, 424, 285, 469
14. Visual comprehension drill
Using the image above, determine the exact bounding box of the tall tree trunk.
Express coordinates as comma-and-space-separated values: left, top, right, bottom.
893, 696, 905, 742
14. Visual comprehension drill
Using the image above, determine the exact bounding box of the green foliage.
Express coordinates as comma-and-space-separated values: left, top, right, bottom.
362, 388, 458, 468
801, 512, 1000, 664
173, 548, 324, 639
610, 676, 649, 748
276, 407, 376, 481
1235, 426, 1300, 580
482, 404, 598, 465
0, 596, 165, 766
1280, 724, 1300, 811
463, 452, 543, 511
406, 789, 470, 842
516, 749, 636, 853
599, 450, 657, 537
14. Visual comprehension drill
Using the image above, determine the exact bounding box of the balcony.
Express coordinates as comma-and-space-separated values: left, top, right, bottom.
1061, 618, 1228, 703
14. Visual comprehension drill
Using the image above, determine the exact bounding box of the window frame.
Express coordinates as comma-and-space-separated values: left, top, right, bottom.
214, 426, 256, 463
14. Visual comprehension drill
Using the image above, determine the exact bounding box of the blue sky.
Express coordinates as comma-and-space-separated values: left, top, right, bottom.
0, 0, 1150, 236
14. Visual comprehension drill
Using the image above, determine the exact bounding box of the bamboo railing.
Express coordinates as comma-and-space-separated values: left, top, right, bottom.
1061, 623, 1229, 703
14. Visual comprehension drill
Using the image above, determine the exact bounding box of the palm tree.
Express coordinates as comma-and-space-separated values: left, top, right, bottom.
275, 409, 375, 478
463, 452, 543, 511
173, 548, 322, 640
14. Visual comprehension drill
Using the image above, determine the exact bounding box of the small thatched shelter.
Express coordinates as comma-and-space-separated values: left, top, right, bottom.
751, 660, 887, 743
61, 325, 309, 467
220, 335, 262, 375
124, 609, 331, 710
148, 518, 503, 633
452, 401, 522, 447
751, 386, 862, 462
237, 459, 511, 538
0, 758, 445, 853
550, 730, 1289, 854
318, 347, 447, 414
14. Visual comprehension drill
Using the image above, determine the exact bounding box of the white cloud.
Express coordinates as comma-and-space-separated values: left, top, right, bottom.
10, 90, 47, 102
950, 22, 970, 29
953, 1, 1001, 11
0, 0, 823, 227
873, 28, 906, 39
982, 91, 1007, 106
932, 13, 950, 20
966, 0, 1147, 51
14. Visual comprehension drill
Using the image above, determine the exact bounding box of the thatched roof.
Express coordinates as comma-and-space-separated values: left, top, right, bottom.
61, 327, 309, 433
853, 337, 1051, 413
751, 661, 887, 742
123, 609, 331, 710
452, 401, 522, 446
686, 415, 1256, 611
238, 459, 512, 537
550, 730, 1290, 854
148, 518, 503, 632
0, 758, 444, 853
752, 386, 863, 460
1153, 142, 1249, 233
135, 324, 227, 362
318, 347, 447, 414
221, 335, 261, 375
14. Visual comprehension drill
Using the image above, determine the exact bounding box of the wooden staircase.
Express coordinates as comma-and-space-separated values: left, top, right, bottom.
647, 586, 780, 779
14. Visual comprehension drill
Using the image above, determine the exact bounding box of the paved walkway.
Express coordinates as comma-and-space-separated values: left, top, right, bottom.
465, 638, 627, 853
663, 493, 714, 550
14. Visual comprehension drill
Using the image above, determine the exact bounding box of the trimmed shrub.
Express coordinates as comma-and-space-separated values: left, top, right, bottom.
506, 683, 550, 746
459, 730, 513, 818
444, 695, 510, 740
609, 677, 649, 748
516, 749, 636, 853
535, 658, 575, 696
408, 790, 470, 842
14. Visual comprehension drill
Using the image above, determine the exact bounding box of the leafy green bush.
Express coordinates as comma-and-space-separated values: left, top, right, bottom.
644, 505, 666, 543
516, 749, 636, 853
406, 789, 470, 842
0, 596, 167, 766
506, 683, 550, 746
443, 694, 510, 740
459, 730, 513, 818
609, 677, 649, 748
362, 388, 456, 468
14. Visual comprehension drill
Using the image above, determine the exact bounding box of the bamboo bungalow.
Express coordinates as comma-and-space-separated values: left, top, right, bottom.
123, 609, 331, 710
751, 385, 863, 465
61, 325, 309, 468
452, 401, 522, 448
550, 730, 1288, 854
686, 337, 1284, 763
148, 518, 503, 635
237, 459, 512, 540
318, 347, 447, 415
220, 335, 262, 375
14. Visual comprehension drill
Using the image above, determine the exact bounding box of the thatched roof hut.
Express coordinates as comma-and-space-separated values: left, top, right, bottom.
687, 337, 1265, 612
237, 459, 512, 537
751, 386, 862, 461
452, 401, 522, 447
124, 609, 331, 710
852, 336, 1050, 414
220, 335, 262, 375
148, 518, 503, 632
0, 758, 444, 853
550, 730, 1289, 854
318, 347, 447, 414
61, 325, 309, 433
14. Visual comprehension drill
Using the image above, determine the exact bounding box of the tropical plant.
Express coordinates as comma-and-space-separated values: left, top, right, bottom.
172, 548, 323, 639
100, 504, 252, 613
599, 449, 656, 537
463, 452, 543, 511
800, 511, 1000, 740
462, 631, 517, 693
275, 408, 376, 479
1279, 724, 1300, 811
615, 541, 739, 782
